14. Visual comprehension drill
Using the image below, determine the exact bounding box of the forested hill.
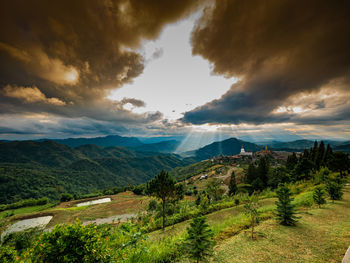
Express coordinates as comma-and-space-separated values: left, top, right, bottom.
0, 140, 192, 204
193, 138, 262, 160
40, 134, 144, 148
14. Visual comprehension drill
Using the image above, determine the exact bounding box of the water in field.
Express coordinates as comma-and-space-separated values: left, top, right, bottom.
76, 197, 111, 207
1, 216, 53, 239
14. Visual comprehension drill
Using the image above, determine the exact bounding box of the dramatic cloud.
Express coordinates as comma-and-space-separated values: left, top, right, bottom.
182, 0, 350, 125
2, 85, 66, 106
0, 0, 200, 127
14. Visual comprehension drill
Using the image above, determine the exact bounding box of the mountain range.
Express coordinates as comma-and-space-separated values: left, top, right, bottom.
0, 140, 192, 204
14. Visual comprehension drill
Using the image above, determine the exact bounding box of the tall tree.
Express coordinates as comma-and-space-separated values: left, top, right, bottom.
257, 157, 270, 188
316, 141, 325, 169
275, 185, 298, 225
228, 170, 238, 196
184, 216, 215, 263
146, 170, 176, 230
286, 152, 298, 171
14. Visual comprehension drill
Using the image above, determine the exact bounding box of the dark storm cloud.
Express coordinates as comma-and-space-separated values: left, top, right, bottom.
0, 0, 200, 124
182, 0, 350, 125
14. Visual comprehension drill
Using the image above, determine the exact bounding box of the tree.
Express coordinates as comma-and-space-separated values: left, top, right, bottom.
244, 194, 260, 239
170, 183, 185, 227
206, 178, 224, 202
146, 170, 176, 230
183, 216, 215, 263
328, 152, 350, 177
275, 185, 298, 225
257, 157, 270, 189
316, 141, 325, 169
326, 180, 343, 202
228, 171, 238, 196
286, 152, 298, 171
313, 186, 326, 208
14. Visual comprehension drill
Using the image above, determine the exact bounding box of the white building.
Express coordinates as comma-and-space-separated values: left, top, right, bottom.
240, 145, 253, 156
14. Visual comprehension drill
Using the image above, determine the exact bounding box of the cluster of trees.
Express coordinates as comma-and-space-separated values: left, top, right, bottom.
287, 141, 349, 179
244, 142, 349, 192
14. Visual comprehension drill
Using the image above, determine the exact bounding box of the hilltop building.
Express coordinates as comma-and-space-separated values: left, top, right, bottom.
239, 145, 253, 156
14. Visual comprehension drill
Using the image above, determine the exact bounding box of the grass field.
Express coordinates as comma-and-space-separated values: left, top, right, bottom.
209, 186, 350, 263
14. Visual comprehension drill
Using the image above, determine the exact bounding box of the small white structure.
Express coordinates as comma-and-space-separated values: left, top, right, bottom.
200, 174, 208, 180
240, 145, 253, 156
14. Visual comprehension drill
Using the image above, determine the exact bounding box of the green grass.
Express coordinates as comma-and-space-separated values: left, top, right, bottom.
209, 187, 350, 263
0, 203, 54, 219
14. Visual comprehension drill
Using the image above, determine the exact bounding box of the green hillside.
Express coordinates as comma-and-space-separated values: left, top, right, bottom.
0, 141, 192, 204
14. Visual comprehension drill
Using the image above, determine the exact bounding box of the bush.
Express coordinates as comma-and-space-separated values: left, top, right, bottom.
0, 246, 18, 263
29, 220, 113, 262
59, 193, 73, 202
326, 180, 343, 201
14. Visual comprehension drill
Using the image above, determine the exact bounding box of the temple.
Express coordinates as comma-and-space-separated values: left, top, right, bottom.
240, 145, 253, 156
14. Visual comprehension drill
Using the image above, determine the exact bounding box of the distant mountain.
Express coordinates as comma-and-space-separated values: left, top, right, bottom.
40, 135, 144, 148
132, 140, 180, 153
0, 140, 192, 204
193, 138, 262, 160
333, 143, 350, 153
266, 139, 349, 151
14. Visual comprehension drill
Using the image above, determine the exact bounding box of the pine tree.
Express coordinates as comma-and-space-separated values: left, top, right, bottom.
316, 141, 325, 169
275, 185, 298, 225
313, 186, 326, 208
184, 216, 215, 263
228, 171, 238, 196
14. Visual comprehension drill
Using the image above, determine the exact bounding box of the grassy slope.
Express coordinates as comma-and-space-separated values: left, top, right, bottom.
211, 186, 350, 263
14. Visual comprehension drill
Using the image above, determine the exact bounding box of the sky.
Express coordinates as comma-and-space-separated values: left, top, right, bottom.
0, 0, 350, 146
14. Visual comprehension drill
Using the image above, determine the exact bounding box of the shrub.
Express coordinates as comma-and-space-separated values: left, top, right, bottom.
326, 180, 343, 201
0, 246, 18, 263
59, 193, 73, 202
29, 220, 113, 262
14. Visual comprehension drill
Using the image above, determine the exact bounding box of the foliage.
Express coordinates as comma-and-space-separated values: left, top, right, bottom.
206, 178, 225, 202
275, 185, 298, 225
29, 220, 113, 263
313, 186, 326, 208
183, 216, 215, 263
243, 194, 260, 239
59, 193, 73, 202
0, 245, 18, 263
326, 180, 343, 201
0, 197, 48, 212
228, 171, 238, 196
147, 199, 157, 211
2, 228, 42, 253
146, 170, 177, 230
0, 140, 192, 204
